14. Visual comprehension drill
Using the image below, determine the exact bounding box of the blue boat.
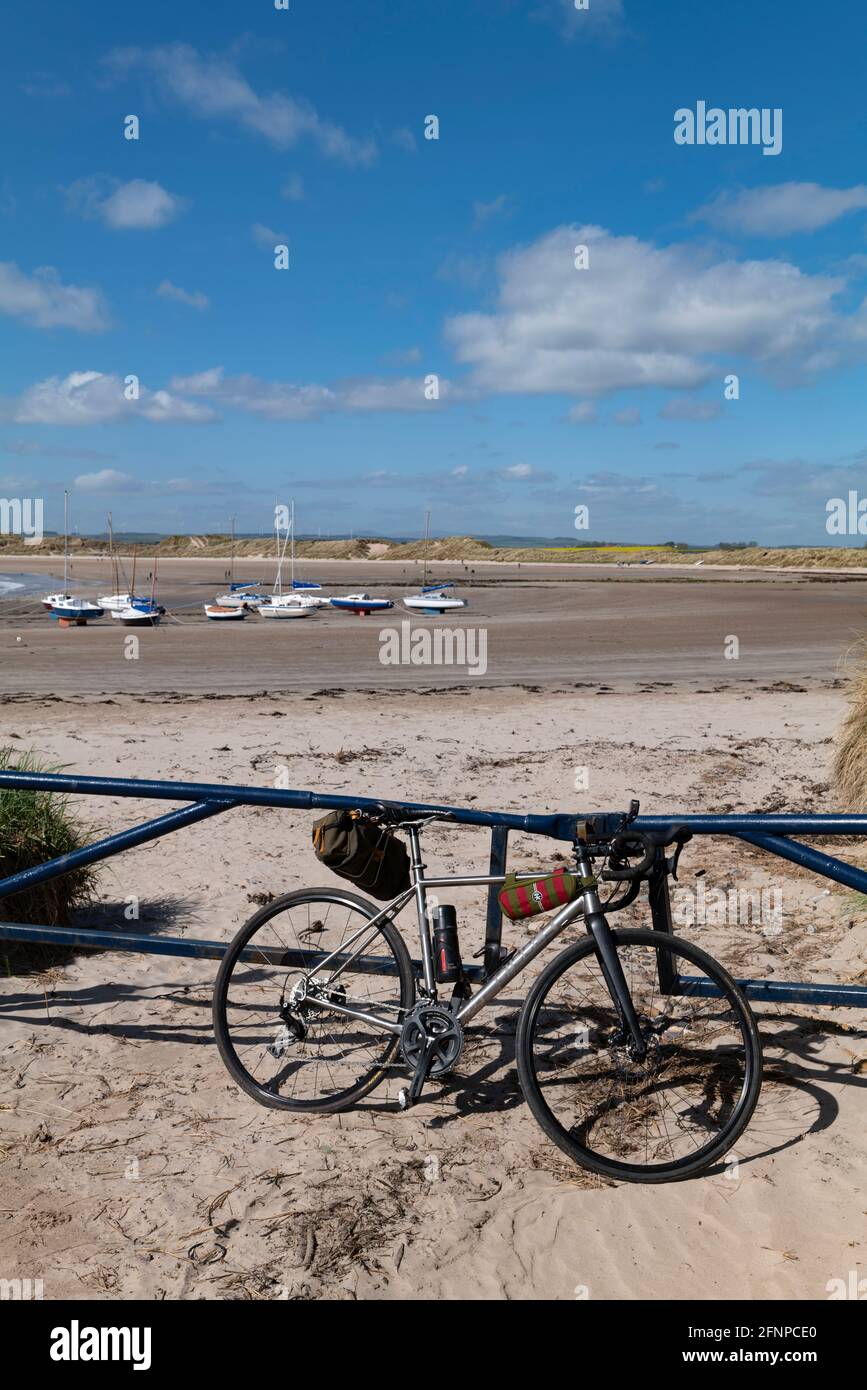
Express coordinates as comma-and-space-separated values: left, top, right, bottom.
51, 598, 104, 622
329, 592, 394, 614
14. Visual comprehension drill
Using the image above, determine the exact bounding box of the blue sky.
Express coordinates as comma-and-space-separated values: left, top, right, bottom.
2, 0, 867, 542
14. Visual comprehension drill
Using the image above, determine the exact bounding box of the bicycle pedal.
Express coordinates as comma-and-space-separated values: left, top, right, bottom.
397, 1087, 412, 1111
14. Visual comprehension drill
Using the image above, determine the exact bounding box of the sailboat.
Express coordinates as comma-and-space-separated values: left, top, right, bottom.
211, 517, 267, 610
402, 512, 467, 614
255, 501, 315, 619
117, 555, 164, 625
206, 517, 251, 619
45, 492, 104, 622
99, 514, 148, 614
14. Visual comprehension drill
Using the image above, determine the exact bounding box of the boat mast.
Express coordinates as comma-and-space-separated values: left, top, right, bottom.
107, 512, 117, 594
421, 509, 430, 589
229, 515, 236, 588
63, 490, 69, 595
290, 498, 295, 590
273, 499, 283, 599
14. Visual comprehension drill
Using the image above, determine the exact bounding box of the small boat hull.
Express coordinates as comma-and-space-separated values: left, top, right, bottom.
330, 593, 394, 614
258, 604, 311, 619
117, 604, 163, 626
403, 594, 468, 614
204, 604, 246, 621
214, 586, 268, 608
50, 600, 104, 622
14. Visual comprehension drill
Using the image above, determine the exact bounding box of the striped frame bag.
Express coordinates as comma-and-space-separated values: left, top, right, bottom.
498, 866, 580, 920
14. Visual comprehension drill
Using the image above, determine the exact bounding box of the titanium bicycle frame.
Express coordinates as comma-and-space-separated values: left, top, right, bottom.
3, 769, 866, 1011
287, 823, 646, 1050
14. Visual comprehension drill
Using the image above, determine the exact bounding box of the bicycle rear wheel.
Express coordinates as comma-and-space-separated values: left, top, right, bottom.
213, 889, 414, 1112
516, 928, 762, 1183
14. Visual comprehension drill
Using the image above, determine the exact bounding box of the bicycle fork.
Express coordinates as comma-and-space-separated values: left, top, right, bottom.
578, 856, 648, 1059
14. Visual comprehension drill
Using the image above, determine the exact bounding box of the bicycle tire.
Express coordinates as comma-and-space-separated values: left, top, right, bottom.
516, 928, 763, 1183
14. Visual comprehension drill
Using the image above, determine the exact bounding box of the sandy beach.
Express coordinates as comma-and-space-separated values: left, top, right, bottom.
3, 558, 867, 694
1, 680, 865, 1301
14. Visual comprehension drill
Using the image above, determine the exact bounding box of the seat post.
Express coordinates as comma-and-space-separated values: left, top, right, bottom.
407, 824, 436, 995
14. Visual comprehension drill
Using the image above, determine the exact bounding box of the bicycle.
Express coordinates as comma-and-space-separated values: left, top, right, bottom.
213, 802, 763, 1183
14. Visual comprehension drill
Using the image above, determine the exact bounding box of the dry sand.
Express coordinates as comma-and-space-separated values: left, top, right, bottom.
1, 683, 865, 1301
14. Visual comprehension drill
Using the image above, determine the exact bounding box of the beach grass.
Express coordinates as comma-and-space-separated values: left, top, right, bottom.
0, 747, 98, 970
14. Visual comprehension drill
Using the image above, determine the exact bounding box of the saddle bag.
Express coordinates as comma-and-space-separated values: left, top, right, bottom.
312, 810, 411, 901
498, 866, 580, 921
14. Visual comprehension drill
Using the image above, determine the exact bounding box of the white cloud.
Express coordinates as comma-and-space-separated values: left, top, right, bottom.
659, 397, 721, 422
0, 261, 110, 332
612, 407, 641, 426
445, 224, 861, 397
66, 176, 186, 230
74, 469, 234, 496
251, 223, 287, 248
21, 74, 71, 99
693, 182, 867, 236
391, 127, 417, 153
473, 194, 510, 227
169, 367, 456, 420
437, 252, 487, 287
75, 468, 141, 492
534, 0, 625, 41
105, 43, 376, 166
6, 371, 216, 426
281, 175, 305, 202
568, 401, 598, 425
156, 279, 209, 311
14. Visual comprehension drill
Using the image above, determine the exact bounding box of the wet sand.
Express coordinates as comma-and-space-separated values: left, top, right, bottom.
2, 557, 866, 695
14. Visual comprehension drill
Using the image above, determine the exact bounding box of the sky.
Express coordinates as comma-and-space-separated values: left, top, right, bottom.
2, 0, 867, 543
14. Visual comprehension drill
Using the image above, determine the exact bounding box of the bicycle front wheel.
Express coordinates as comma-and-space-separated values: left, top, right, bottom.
516, 929, 762, 1183
213, 888, 415, 1113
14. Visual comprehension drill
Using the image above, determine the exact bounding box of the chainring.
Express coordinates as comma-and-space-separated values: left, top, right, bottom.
399, 1003, 464, 1076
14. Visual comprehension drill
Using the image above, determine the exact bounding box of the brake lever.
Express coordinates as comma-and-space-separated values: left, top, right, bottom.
669, 839, 686, 880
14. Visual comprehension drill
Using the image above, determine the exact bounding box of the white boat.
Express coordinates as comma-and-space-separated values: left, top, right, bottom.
100, 517, 152, 615
255, 592, 328, 612
103, 592, 151, 617
44, 492, 104, 621
253, 498, 323, 618
214, 587, 268, 608
403, 586, 467, 614
117, 604, 162, 626
329, 592, 394, 614
204, 603, 246, 621
258, 601, 311, 620
402, 511, 467, 615
212, 519, 268, 607
116, 555, 163, 625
